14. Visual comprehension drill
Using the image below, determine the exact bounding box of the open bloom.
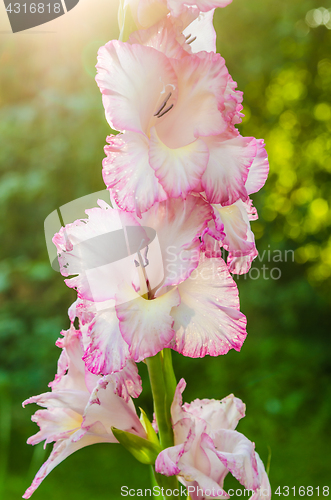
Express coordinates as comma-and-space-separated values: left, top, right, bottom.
155, 379, 271, 500
23, 326, 144, 499
96, 31, 256, 216
120, 0, 225, 54
53, 197, 247, 375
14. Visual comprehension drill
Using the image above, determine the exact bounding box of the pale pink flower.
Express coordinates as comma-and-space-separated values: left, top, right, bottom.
23, 326, 144, 499
127, 7, 217, 54
120, 0, 232, 32
155, 379, 271, 500
53, 197, 246, 374
96, 34, 256, 216
203, 139, 269, 275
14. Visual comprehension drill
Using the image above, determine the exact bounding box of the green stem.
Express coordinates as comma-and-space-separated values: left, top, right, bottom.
146, 350, 179, 500
162, 348, 177, 405
146, 352, 173, 449
152, 467, 180, 498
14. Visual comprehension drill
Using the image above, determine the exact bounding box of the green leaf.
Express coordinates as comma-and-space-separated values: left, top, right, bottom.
111, 427, 161, 465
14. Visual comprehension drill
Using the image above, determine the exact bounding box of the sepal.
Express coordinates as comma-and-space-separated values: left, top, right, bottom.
118, 2, 138, 42
139, 408, 160, 446
111, 426, 162, 464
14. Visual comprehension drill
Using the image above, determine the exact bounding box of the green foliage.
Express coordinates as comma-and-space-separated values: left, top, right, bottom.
215, 0, 331, 292
0, 1, 330, 499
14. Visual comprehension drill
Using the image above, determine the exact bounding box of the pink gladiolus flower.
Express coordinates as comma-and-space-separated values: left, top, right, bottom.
155, 379, 271, 500
53, 197, 247, 374
22, 326, 144, 499
120, 0, 232, 32
96, 32, 257, 216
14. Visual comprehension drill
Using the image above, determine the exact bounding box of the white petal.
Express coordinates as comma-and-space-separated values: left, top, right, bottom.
140, 196, 213, 287
116, 283, 181, 362
245, 139, 269, 195
156, 52, 228, 149
103, 132, 167, 216
209, 429, 260, 491
23, 433, 114, 499
96, 41, 178, 134
202, 134, 256, 206
149, 127, 209, 198
184, 393, 245, 432
83, 306, 130, 375
129, 17, 188, 59
82, 376, 145, 437
183, 10, 216, 53
171, 255, 247, 357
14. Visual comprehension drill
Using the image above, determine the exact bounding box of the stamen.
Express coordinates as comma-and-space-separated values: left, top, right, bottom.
135, 243, 153, 299
157, 103, 174, 118
187, 36, 197, 44
154, 92, 172, 117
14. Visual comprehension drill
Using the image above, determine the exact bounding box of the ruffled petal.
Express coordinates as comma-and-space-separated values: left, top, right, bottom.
156, 416, 196, 474
96, 40, 178, 134
207, 429, 260, 491
109, 360, 142, 402
214, 200, 258, 274
155, 442, 187, 476
226, 237, 257, 275
103, 133, 167, 216
26, 408, 83, 446
52, 326, 87, 392
53, 205, 143, 300
224, 75, 243, 125
178, 463, 229, 499
250, 453, 271, 500
182, 9, 216, 53
23, 391, 89, 419
140, 196, 213, 287
170, 255, 247, 357
202, 134, 256, 205
171, 428, 230, 498
245, 139, 269, 195
183, 393, 245, 432
149, 127, 209, 198
156, 52, 228, 149
115, 283, 181, 362
82, 306, 130, 375
68, 298, 95, 326
82, 376, 146, 437
170, 378, 188, 425
128, 17, 188, 59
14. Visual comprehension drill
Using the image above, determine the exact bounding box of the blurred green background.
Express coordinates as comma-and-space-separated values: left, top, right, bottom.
0, 0, 330, 498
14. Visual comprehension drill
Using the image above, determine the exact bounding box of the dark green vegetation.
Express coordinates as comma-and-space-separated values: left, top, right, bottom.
0, 0, 330, 498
